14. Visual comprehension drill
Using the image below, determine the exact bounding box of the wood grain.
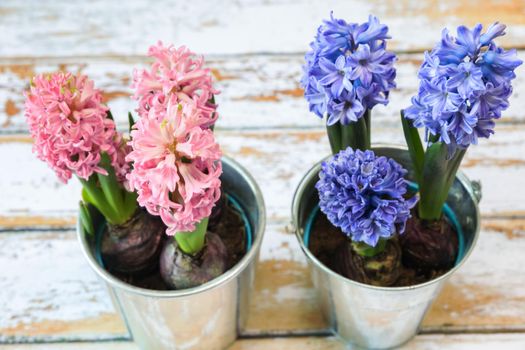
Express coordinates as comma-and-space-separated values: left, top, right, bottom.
2, 1, 525, 347
1, 334, 525, 350
2, 54, 524, 132
1, 0, 524, 57
1, 218, 524, 341
0, 124, 523, 230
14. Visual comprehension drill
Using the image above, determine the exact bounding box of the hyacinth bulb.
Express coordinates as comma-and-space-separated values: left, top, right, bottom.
334, 238, 402, 286
400, 214, 458, 270
101, 209, 166, 275
159, 232, 228, 289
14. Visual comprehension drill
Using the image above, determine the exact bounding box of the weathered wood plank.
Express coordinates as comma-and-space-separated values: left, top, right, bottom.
232, 334, 525, 350
0, 344, 137, 350
0, 124, 524, 230
0, 230, 126, 342
1, 334, 525, 349
1, 218, 525, 341
2, 54, 524, 132
1, 0, 525, 58
234, 333, 525, 350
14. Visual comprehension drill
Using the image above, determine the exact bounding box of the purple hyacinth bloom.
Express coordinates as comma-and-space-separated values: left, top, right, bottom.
327, 90, 364, 125
346, 44, 390, 87
480, 22, 506, 45
316, 148, 418, 247
446, 62, 485, 98
355, 15, 391, 44
304, 77, 328, 117
419, 52, 443, 81
480, 48, 522, 84
456, 24, 483, 56
435, 29, 469, 64
475, 82, 511, 116
420, 79, 463, 116
319, 56, 354, 97
357, 83, 389, 108
301, 13, 396, 125
404, 22, 522, 152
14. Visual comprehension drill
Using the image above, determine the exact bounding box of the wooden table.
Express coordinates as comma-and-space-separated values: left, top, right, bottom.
1, 1, 525, 349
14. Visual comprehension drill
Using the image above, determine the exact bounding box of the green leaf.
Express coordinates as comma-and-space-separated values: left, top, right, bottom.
107, 110, 114, 121
79, 176, 119, 224
364, 109, 371, 143
340, 122, 357, 151
122, 190, 138, 222
400, 111, 424, 183
174, 217, 209, 255
352, 238, 387, 257
354, 116, 371, 150
443, 148, 466, 203
418, 142, 450, 220
128, 112, 135, 134
209, 95, 217, 132
97, 153, 127, 223
326, 121, 342, 154
418, 142, 467, 221
79, 201, 95, 236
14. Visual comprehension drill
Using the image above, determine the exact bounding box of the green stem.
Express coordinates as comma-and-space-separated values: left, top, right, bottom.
351, 239, 387, 258
326, 122, 342, 155
79, 201, 95, 235
79, 176, 120, 224
97, 153, 125, 221
128, 112, 136, 134
174, 217, 209, 255
354, 116, 371, 150
341, 122, 357, 150
364, 109, 371, 144
79, 153, 138, 225
400, 110, 424, 184
418, 143, 466, 220
329, 110, 371, 154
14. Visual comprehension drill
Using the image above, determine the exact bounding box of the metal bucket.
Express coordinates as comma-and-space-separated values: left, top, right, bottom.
292, 145, 481, 349
78, 156, 266, 350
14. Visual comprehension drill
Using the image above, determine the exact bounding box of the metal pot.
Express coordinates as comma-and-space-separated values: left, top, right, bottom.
78, 156, 266, 350
292, 145, 481, 349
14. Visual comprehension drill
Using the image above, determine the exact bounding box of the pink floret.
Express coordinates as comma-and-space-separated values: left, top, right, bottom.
24, 72, 129, 184
132, 42, 219, 128
126, 97, 222, 234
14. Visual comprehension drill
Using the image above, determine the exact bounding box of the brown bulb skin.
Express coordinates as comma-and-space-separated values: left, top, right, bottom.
334, 238, 402, 287
159, 232, 228, 290
399, 214, 458, 271
101, 209, 165, 276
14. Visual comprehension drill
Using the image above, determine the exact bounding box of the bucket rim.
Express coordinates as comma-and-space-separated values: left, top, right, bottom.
77, 155, 266, 298
291, 143, 481, 292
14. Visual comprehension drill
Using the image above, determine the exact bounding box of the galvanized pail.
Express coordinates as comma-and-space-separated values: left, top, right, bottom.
78, 156, 266, 350
292, 145, 481, 349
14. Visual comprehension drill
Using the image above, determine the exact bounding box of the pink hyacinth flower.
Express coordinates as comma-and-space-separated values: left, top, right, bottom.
132, 42, 219, 128
25, 72, 129, 184
126, 97, 222, 234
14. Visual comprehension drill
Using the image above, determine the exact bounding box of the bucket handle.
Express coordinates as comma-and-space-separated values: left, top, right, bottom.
471, 180, 482, 204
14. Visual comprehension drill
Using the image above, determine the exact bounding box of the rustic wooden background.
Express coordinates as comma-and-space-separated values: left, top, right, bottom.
1, 1, 525, 349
